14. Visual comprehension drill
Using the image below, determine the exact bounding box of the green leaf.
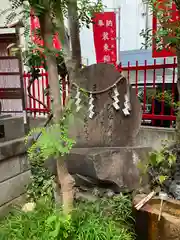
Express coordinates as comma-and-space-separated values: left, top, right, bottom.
149, 152, 158, 166
158, 175, 168, 185
168, 154, 176, 167
49, 221, 61, 238
156, 152, 164, 164
46, 215, 57, 224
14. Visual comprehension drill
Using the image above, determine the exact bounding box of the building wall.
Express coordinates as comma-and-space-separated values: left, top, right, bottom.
0, 0, 26, 52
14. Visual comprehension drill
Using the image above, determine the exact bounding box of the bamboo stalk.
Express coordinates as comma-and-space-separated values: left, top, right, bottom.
134, 187, 160, 210
158, 192, 168, 221
135, 191, 156, 210
158, 199, 163, 221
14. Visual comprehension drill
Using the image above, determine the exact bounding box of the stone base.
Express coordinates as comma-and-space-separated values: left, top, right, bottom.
0, 137, 31, 215
134, 194, 180, 240
0, 194, 26, 217
0, 116, 25, 142
51, 146, 151, 192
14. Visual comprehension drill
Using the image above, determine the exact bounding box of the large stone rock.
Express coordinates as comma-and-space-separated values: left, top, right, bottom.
45, 63, 145, 192
0, 116, 25, 142
65, 146, 151, 191
71, 63, 142, 147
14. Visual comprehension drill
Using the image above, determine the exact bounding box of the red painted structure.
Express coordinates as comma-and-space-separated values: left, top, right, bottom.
23, 59, 177, 126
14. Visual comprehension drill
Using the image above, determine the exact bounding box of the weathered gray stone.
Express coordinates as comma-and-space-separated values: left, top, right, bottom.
65, 146, 151, 191
0, 114, 12, 119
73, 174, 97, 188
137, 126, 175, 150
75, 190, 98, 202
169, 180, 180, 200
0, 137, 27, 161
0, 170, 31, 206
0, 194, 26, 217
44, 64, 145, 192
0, 116, 25, 142
71, 63, 142, 147
29, 116, 176, 151
0, 154, 30, 183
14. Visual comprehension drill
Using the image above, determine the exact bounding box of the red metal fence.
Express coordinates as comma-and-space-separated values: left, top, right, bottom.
24, 70, 50, 117
24, 58, 178, 127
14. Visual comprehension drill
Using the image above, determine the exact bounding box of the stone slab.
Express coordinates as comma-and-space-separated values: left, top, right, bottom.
0, 170, 31, 206
0, 115, 12, 119
46, 146, 151, 191
0, 137, 27, 161
137, 126, 175, 150
0, 154, 30, 183
0, 116, 25, 142
0, 194, 26, 217
67, 147, 151, 191
70, 63, 142, 147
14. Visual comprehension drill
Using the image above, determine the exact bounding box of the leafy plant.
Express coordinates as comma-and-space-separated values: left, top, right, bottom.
73, 195, 135, 237
25, 96, 87, 202
0, 196, 135, 240
138, 142, 177, 189
154, 90, 180, 110
25, 99, 78, 162
45, 214, 74, 239
26, 155, 54, 201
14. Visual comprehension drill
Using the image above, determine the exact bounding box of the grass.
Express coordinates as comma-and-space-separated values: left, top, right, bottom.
0, 195, 135, 240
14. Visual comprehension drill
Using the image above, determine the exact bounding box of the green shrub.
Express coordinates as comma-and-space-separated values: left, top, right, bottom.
0, 196, 134, 240
138, 141, 177, 190
73, 195, 134, 240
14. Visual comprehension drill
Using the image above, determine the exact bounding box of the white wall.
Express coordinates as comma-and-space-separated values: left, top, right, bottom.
80, 0, 152, 65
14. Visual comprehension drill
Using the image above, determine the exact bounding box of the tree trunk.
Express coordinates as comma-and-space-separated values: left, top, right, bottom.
39, 11, 75, 215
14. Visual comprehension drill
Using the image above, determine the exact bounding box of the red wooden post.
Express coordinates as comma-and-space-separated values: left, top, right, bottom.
32, 73, 36, 118
28, 73, 32, 117
152, 59, 156, 126
41, 69, 45, 115
37, 72, 41, 115
160, 58, 166, 125
45, 72, 50, 111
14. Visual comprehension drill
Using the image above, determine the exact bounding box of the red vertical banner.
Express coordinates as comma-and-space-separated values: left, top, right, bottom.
152, 0, 179, 58
93, 12, 117, 64
30, 13, 43, 46
30, 11, 61, 50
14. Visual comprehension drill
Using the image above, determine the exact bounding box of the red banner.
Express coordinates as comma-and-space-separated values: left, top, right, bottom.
30, 12, 61, 50
152, 0, 179, 58
93, 12, 117, 64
